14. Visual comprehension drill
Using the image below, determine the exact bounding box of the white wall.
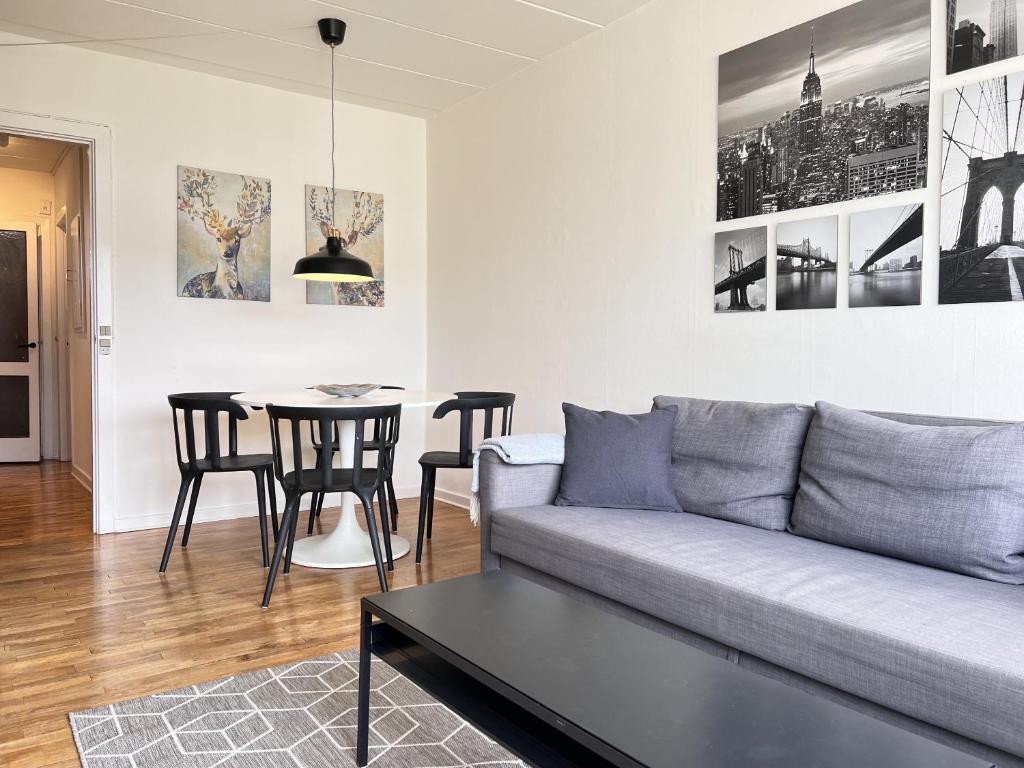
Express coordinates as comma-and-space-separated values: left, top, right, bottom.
2, 34, 427, 531
426, 0, 1024, 500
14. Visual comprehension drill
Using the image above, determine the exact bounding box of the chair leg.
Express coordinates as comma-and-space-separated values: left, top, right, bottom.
386, 476, 399, 532
254, 470, 270, 568
285, 494, 301, 574
180, 473, 204, 548
426, 468, 437, 540
415, 466, 430, 564
377, 484, 394, 571
316, 491, 325, 518
262, 494, 298, 608
359, 494, 388, 592
159, 476, 192, 573
267, 467, 279, 541
307, 493, 318, 535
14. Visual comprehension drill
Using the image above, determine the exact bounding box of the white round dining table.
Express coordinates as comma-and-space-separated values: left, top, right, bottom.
231, 389, 452, 569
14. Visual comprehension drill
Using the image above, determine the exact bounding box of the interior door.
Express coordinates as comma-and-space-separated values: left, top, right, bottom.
0, 222, 40, 462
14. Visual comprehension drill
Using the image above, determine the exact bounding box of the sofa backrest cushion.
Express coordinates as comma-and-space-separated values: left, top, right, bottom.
790, 401, 1024, 584
652, 396, 814, 530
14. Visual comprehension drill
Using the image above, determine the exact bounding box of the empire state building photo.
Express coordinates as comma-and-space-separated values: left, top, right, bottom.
716, 0, 931, 221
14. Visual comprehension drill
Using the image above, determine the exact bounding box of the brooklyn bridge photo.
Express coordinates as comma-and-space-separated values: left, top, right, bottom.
776, 216, 838, 310
717, 0, 930, 221
714, 226, 767, 312
940, 74, 1024, 304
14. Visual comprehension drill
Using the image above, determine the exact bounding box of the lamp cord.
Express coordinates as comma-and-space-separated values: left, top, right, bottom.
330, 42, 336, 232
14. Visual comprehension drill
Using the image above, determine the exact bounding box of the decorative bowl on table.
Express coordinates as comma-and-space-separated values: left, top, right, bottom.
314, 383, 381, 398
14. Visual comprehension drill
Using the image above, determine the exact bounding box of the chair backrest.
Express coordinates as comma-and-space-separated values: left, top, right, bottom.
433, 391, 516, 466
267, 403, 401, 493
168, 392, 249, 473
308, 385, 405, 448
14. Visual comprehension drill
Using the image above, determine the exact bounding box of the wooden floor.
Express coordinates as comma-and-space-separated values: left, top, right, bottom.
0, 461, 479, 768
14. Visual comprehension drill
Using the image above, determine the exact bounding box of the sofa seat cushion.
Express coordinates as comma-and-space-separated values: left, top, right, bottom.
490, 505, 1024, 758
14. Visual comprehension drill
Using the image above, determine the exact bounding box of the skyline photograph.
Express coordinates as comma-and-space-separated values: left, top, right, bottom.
948, 0, 1023, 73
717, 0, 930, 221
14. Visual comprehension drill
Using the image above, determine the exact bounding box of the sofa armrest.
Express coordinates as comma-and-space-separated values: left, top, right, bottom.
478, 450, 562, 572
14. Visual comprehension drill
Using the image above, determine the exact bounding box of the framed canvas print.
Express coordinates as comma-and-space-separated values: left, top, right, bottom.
716, 0, 930, 222
849, 204, 923, 307
304, 185, 385, 307
947, 0, 1023, 74
776, 215, 838, 310
177, 166, 271, 302
940, 74, 1024, 304
714, 226, 767, 312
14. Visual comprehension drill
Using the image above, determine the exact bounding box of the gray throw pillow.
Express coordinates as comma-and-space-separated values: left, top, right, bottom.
790, 401, 1024, 584
555, 403, 679, 512
652, 395, 813, 530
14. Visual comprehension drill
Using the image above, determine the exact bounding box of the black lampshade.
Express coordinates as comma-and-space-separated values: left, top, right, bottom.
293, 236, 374, 282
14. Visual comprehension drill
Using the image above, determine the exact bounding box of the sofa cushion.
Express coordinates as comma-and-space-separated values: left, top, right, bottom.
555, 402, 679, 512
490, 505, 1024, 758
652, 395, 813, 530
791, 401, 1024, 584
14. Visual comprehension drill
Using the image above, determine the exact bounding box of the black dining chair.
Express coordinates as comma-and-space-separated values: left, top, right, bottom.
161, 392, 278, 573
416, 391, 516, 564
307, 385, 404, 533
262, 402, 401, 607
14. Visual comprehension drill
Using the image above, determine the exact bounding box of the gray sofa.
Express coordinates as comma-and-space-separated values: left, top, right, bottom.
477, 398, 1024, 767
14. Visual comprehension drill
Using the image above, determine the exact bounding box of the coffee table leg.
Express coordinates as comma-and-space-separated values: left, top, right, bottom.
357, 606, 372, 766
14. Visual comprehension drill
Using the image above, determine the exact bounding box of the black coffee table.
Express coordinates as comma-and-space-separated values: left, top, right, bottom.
356, 572, 992, 768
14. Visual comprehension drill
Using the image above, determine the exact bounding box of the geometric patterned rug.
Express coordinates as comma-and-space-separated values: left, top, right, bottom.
69, 649, 529, 767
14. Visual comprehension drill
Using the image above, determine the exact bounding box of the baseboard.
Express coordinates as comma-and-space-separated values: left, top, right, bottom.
112, 484, 425, 533
433, 487, 470, 510
70, 462, 92, 493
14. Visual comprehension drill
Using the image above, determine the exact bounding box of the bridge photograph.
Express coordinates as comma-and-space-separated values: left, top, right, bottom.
776, 215, 838, 310
714, 226, 767, 313
849, 204, 923, 307
940, 73, 1024, 303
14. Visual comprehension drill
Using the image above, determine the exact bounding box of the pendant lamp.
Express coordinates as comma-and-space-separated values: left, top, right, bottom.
293, 18, 374, 283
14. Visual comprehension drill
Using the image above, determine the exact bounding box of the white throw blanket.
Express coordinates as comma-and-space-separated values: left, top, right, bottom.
469, 433, 565, 524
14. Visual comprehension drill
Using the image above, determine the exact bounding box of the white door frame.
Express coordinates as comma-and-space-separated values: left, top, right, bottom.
0, 109, 115, 534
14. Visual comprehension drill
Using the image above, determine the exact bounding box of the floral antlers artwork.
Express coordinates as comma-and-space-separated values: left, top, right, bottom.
305, 186, 385, 307
177, 166, 272, 301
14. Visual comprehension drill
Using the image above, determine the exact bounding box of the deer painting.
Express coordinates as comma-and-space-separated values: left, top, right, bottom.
306, 186, 385, 307
177, 167, 272, 301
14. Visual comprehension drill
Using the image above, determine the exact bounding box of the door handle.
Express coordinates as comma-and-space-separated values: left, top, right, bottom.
17, 342, 37, 349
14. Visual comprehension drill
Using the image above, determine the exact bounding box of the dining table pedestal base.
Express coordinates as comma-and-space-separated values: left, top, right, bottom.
291, 496, 411, 569
290, 499, 409, 573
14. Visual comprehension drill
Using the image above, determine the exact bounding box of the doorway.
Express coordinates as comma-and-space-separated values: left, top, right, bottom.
0, 132, 94, 516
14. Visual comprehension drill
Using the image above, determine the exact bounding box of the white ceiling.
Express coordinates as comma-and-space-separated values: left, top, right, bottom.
0, 133, 75, 172
0, 0, 652, 116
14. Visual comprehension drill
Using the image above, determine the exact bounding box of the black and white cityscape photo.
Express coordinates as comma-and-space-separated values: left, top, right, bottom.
948, 0, 1023, 74
714, 226, 768, 312
940, 74, 1024, 304
717, 0, 931, 222
849, 204, 923, 307
776, 216, 838, 310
